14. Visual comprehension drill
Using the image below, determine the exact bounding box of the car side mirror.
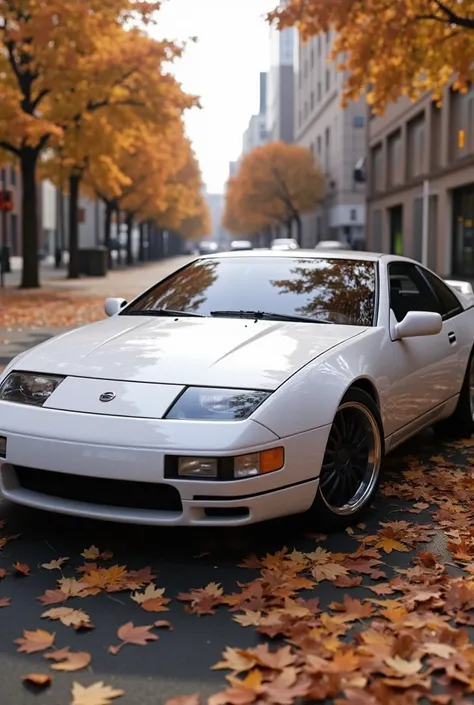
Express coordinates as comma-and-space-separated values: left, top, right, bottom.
392, 310, 443, 340
104, 298, 127, 317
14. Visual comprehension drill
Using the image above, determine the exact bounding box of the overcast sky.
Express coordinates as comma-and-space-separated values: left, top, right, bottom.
155, 0, 277, 194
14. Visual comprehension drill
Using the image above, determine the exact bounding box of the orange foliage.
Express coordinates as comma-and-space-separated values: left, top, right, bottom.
268, 0, 474, 113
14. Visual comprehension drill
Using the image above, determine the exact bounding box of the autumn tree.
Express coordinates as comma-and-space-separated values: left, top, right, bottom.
0, 0, 165, 287
224, 142, 324, 245
269, 0, 474, 113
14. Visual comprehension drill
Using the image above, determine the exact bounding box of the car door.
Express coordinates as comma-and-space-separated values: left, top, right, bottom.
388, 262, 460, 431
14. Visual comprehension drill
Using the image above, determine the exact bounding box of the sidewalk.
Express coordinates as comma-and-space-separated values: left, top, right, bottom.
0, 255, 194, 368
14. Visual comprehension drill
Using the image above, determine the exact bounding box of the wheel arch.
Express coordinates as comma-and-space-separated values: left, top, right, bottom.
348, 377, 380, 410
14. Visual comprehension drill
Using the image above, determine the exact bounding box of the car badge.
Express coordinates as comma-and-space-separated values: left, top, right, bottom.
99, 392, 116, 402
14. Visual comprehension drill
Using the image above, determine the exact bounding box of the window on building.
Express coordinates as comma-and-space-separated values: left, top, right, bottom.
325, 127, 330, 172
310, 142, 314, 159
304, 60, 308, 79
372, 210, 382, 251
387, 130, 403, 187
304, 101, 308, 120
407, 113, 425, 178
311, 47, 314, 68
350, 209, 357, 222
325, 68, 330, 92
317, 135, 322, 157
430, 101, 442, 170
371, 145, 383, 194
353, 116, 365, 128
298, 109, 302, 126
310, 91, 314, 111
10, 164, 16, 186
317, 35, 321, 56
317, 81, 321, 102
467, 93, 474, 154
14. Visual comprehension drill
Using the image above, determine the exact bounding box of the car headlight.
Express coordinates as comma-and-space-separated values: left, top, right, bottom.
165, 387, 271, 420
0, 372, 65, 407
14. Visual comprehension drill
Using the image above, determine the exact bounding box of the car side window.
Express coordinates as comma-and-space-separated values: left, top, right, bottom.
418, 268, 463, 319
388, 263, 442, 323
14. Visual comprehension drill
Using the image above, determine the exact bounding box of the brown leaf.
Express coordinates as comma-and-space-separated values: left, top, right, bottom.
41, 606, 93, 629
71, 681, 124, 705
154, 620, 173, 630
0, 597, 11, 607
23, 673, 52, 687
81, 545, 100, 560
45, 647, 91, 672
375, 536, 411, 554
312, 563, 348, 582
212, 647, 257, 673
250, 644, 296, 670
13, 561, 30, 576
233, 611, 262, 627
0, 568, 7, 579
37, 589, 68, 605
41, 557, 68, 571
384, 655, 423, 676
164, 696, 200, 705
81, 565, 128, 591
330, 594, 374, 621
14, 629, 55, 653
108, 621, 158, 654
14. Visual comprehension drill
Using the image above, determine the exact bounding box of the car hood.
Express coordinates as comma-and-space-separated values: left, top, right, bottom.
12, 315, 367, 390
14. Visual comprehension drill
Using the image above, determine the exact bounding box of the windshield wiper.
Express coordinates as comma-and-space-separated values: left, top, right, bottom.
209, 310, 332, 324
125, 309, 205, 318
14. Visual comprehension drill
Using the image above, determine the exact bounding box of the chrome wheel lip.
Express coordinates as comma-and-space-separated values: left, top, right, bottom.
469, 357, 474, 422
319, 401, 382, 517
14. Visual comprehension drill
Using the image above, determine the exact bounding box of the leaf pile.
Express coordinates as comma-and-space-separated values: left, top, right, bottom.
0, 290, 105, 328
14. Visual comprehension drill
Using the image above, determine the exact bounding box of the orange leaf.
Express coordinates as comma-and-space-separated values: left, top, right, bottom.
108, 622, 158, 654
14, 629, 55, 653
45, 647, 91, 672
0, 597, 11, 607
23, 673, 52, 687
13, 561, 30, 576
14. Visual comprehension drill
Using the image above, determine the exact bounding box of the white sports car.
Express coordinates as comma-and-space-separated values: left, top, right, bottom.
1, 250, 473, 531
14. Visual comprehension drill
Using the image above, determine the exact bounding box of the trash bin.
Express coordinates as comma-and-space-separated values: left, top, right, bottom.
79, 247, 108, 276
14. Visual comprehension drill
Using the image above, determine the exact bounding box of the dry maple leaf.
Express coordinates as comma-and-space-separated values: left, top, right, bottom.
42, 606, 93, 629
329, 594, 374, 621
0, 568, 8, 579
261, 668, 312, 705
0, 597, 11, 607
14, 629, 55, 653
37, 589, 68, 605
212, 647, 257, 673
131, 584, 169, 612
108, 621, 158, 654
81, 545, 100, 560
45, 647, 91, 672
384, 655, 423, 676
233, 611, 262, 627
164, 696, 200, 705
13, 561, 30, 576
250, 644, 296, 670
41, 557, 68, 571
71, 681, 124, 705
312, 563, 348, 582
81, 565, 128, 591
22, 673, 52, 687
375, 536, 411, 554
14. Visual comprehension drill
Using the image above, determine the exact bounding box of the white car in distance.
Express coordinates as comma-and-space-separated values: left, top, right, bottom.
0, 250, 473, 531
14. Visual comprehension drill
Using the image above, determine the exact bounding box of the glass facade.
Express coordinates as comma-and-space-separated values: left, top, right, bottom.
452, 184, 474, 277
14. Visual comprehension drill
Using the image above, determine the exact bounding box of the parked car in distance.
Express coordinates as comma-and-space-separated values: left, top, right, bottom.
198, 240, 218, 255
230, 240, 253, 251
271, 238, 299, 251
315, 240, 352, 251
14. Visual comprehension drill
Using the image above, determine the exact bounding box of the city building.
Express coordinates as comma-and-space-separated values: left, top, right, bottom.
228, 161, 239, 179
366, 85, 474, 277
204, 191, 229, 247
267, 21, 294, 143
0, 164, 22, 257
241, 72, 268, 156
294, 31, 366, 248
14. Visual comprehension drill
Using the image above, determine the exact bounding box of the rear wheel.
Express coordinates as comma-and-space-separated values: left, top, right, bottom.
435, 351, 474, 438
310, 389, 384, 531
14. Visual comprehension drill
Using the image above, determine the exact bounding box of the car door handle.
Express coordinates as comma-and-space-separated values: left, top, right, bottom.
448, 332, 456, 345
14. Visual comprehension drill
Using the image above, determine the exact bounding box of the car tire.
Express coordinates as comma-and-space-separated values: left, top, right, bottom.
309, 388, 384, 532
435, 350, 474, 439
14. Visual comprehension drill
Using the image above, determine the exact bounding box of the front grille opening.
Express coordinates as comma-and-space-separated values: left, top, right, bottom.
204, 507, 249, 518
14, 466, 182, 513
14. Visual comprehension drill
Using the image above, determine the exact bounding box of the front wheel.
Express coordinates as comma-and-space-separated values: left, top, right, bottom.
309, 388, 384, 531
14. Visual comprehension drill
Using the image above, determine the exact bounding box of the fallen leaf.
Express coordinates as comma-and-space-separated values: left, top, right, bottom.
384, 655, 423, 676
14, 629, 55, 653
71, 681, 124, 705
108, 622, 158, 654
312, 563, 348, 582
375, 537, 411, 554
13, 561, 30, 576
154, 620, 173, 630
45, 647, 91, 672
164, 696, 200, 705
81, 545, 100, 560
42, 606, 93, 629
0, 568, 7, 579
41, 557, 68, 571
22, 673, 52, 687
233, 611, 262, 627
37, 589, 68, 605
0, 597, 11, 607
212, 647, 257, 673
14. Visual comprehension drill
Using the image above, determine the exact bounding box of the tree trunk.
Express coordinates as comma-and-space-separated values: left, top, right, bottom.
126, 212, 133, 266
139, 222, 145, 262
286, 220, 293, 238
19, 148, 40, 288
294, 213, 302, 246
68, 172, 81, 279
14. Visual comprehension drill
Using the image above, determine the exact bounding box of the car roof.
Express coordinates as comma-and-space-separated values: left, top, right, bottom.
196, 249, 423, 265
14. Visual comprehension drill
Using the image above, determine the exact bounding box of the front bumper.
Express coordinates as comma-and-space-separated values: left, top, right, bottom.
0, 403, 330, 526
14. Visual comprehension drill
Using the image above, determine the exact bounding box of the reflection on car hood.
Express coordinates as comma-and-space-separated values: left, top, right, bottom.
12, 316, 367, 390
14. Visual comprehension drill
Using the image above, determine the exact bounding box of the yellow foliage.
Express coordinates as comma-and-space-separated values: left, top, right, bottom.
268, 0, 474, 113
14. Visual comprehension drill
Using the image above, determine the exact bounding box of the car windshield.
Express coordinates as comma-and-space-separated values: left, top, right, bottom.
122, 257, 377, 326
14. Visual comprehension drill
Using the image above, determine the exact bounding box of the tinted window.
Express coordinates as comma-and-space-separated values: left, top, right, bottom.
389, 263, 442, 322
420, 268, 463, 318
124, 257, 377, 326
